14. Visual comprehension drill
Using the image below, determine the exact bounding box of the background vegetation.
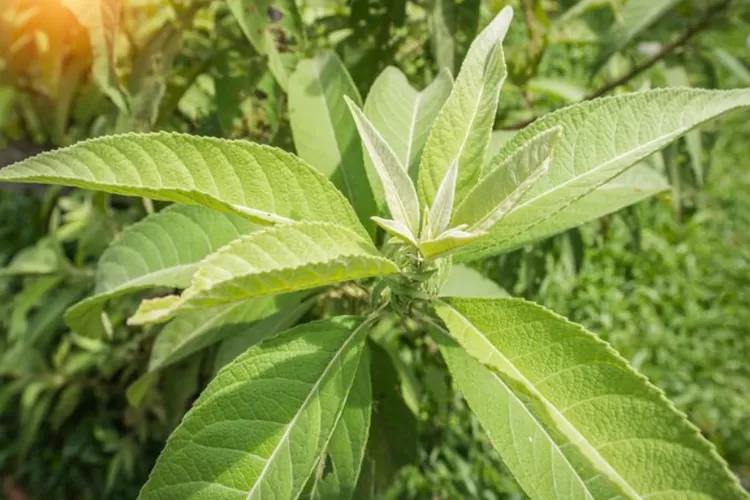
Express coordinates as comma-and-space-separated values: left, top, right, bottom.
1, 0, 749, 498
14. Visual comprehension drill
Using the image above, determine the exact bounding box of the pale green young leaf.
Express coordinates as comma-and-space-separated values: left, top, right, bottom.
455, 88, 750, 261
419, 227, 487, 260
65, 205, 257, 337
418, 6, 513, 206
372, 217, 419, 247
595, 0, 680, 70
227, 0, 304, 90
427, 160, 459, 238
439, 264, 508, 298
0, 133, 369, 239
137, 316, 369, 500
129, 222, 398, 324
454, 126, 561, 232
346, 98, 421, 236
364, 67, 453, 182
289, 52, 376, 235
306, 346, 371, 500
436, 298, 748, 499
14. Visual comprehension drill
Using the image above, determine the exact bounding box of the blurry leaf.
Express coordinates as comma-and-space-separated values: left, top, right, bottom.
289, 51, 377, 235
9, 276, 64, 340
0, 238, 60, 276
126, 372, 158, 408
488, 129, 518, 158
51, 384, 84, 430
215, 50, 263, 136
160, 356, 201, 430
19, 383, 54, 458
663, 65, 703, 185
712, 48, 750, 86
419, 7, 513, 206
527, 77, 587, 103
66, 205, 257, 337
440, 264, 509, 298
137, 317, 369, 500
428, 0, 481, 73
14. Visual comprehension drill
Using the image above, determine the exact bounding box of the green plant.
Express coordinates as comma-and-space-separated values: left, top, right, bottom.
2, 6, 750, 499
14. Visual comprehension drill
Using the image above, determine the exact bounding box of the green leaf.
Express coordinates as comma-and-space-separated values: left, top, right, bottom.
306, 346, 371, 500
228, 0, 305, 90
148, 295, 301, 373
418, 6, 513, 206
418, 227, 487, 260
435, 298, 748, 499
289, 52, 377, 236
439, 264, 508, 298
663, 66, 704, 185
137, 316, 370, 500
427, 160, 459, 238
65, 205, 257, 337
454, 126, 561, 232
456, 88, 750, 261
595, 0, 681, 70
346, 97, 421, 237
0, 132, 368, 239
712, 48, 750, 86
428, 0, 481, 73
130, 222, 398, 324
527, 77, 587, 103
364, 67, 453, 182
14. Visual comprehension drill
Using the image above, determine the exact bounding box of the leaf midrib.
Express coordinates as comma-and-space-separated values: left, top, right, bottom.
443, 304, 642, 499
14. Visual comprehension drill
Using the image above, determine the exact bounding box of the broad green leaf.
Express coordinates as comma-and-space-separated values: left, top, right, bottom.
61, 0, 128, 111
65, 205, 257, 337
595, 0, 681, 70
346, 98, 421, 236
418, 6, 513, 206
434, 328, 603, 500
227, 0, 304, 90
306, 346, 371, 500
436, 298, 748, 499
439, 264, 508, 298
455, 88, 750, 261
0, 133, 368, 239
148, 295, 300, 373
130, 222, 398, 324
364, 67, 453, 182
137, 316, 370, 500
213, 298, 314, 374
289, 52, 376, 236
454, 126, 561, 232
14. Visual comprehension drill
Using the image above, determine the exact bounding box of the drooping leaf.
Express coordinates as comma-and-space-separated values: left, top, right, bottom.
595, 0, 681, 70
305, 346, 371, 500
137, 316, 370, 500
418, 227, 487, 259
418, 6, 513, 206
65, 205, 258, 337
453, 126, 561, 232
439, 264, 508, 298
228, 0, 305, 90
0, 133, 368, 238
364, 67, 453, 183
435, 298, 748, 499
456, 88, 750, 261
346, 98, 421, 237
130, 222, 398, 324
663, 65, 703, 185
289, 51, 377, 235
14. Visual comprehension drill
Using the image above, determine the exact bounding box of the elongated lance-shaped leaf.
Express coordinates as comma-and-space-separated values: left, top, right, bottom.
148, 294, 306, 373
427, 160, 459, 238
455, 88, 750, 262
418, 6, 513, 206
305, 345, 371, 500
0, 132, 369, 240
346, 97, 421, 236
364, 67, 453, 183
435, 298, 748, 499
227, 0, 304, 91
289, 52, 377, 235
453, 126, 562, 232
129, 221, 399, 324
137, 316, 370, 500
65, 205, 257, 337
419, 226, 487, 260
432, 327, 603, 500
372, 217, 419, 247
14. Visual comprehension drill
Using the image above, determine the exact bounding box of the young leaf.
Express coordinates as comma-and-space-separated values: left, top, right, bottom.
346, 98, 421, 236
456, 88, 750, 261
453, 126, 562, 232
129, 222, 399, 324
435, 298, 748, 499
0, 132, 369, 239
364, 67, 453, 181
289, 52, 377, 235
65, 205, 257, 337
371, 217, 419, 247
306, 346, 371, 500
439, 264, 508, 298
137, 316, 370, 500
418, 226, 487, 260
427, 160, 459, 238
418, 6, 513, 206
